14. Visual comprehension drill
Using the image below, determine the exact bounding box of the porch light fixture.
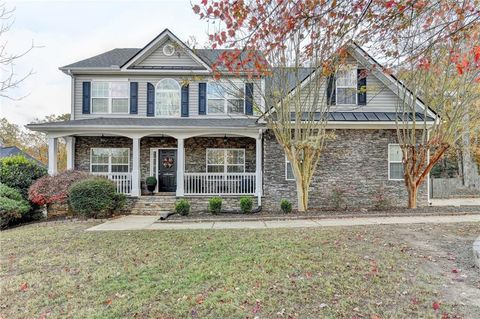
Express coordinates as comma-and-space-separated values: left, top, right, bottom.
223, 134, 228, 145
100, 134, 107, 144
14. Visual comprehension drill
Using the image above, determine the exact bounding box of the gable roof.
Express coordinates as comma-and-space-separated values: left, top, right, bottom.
120, 29, 212, 71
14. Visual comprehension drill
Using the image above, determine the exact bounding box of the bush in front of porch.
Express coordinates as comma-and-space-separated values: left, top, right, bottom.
69, 178, 126, 218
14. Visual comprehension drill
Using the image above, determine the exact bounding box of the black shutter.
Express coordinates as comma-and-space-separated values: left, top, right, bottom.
82, 82, 91, 114
326, 75, 336, 106
130, 82, 138, 114
181, 84, 189, 117
357, 69, 367, 106
198, 83, 206, 115
245, 83, 254, 115
147, 83, 155, 117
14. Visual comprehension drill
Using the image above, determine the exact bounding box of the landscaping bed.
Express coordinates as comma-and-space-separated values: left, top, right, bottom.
164, 205, 480, 222
1, 221, 479, 318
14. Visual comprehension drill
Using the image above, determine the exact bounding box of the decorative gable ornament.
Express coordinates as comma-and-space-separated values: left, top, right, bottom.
163, 43, 175, 56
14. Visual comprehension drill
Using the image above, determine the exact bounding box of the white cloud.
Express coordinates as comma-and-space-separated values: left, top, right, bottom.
0, 0, 210, 126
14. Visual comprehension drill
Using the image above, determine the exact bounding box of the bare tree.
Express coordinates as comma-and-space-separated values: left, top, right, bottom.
0, 2, 35, 99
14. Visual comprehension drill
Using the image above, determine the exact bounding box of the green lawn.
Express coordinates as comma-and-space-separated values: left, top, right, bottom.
1, 221, 479, 318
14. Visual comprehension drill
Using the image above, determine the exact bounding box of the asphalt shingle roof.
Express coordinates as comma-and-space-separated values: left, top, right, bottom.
0, 146, 45, 166
61, 48, 263, 70
27, 117, 263, 129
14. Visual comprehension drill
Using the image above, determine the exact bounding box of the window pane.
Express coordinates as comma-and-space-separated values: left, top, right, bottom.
208, 99, 224, 114
390, 163, 403, 179
156, 91, 180, 116
111, 149, 129, 164
286, 161, 294, 180
227, 165, 245, 173
111, 165, 129, 173
112, 98, 128, 113
337, 69, 357, 87
208, 83, 225, 99
337, 88, 356, 105
110, 82, 129, 97
91, 164, 108, 173
207, 150, 224, 165
92, 98, 109, 113
227, 150, 244, 165
389, 145, 403, 162
91, 149, 109, 164
207, 165, 224, 173
158, 79, 180, 91
227, 99, 244, 114
92, 82, 109, 97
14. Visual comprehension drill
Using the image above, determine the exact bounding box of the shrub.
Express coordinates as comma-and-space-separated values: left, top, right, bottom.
371, 185, 392, 210
0, 185, 31, 228
208, 196, 222, 214
146, 176, 157, 187
0, 183, 23, 202
239, 196, 253, 214
328, 185, 354, 211
280, 199, 292, 214
175, 199, 191, 216
28, 170, 92, 206
69, 178, 124, 218
0, 155, 47, 198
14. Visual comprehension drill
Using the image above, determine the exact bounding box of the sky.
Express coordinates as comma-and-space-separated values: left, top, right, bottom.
1, 0, 211, 126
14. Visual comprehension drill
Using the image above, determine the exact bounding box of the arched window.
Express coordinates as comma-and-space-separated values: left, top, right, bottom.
156, 78, 181, 116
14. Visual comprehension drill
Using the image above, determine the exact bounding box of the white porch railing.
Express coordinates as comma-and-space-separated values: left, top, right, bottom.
184, 173, 256, 195
93, 173, 132, 195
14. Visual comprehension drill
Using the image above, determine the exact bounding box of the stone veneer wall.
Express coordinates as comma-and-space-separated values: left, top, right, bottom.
74, 136, 256, 193
262, 129, 428, 211
184, 137, 256, 173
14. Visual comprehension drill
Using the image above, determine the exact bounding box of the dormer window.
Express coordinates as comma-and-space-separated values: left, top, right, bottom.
336, 67, 357, 105
156, 78, 181, 117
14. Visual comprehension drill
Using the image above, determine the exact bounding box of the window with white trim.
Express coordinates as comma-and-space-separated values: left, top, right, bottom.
388, 144, 403, 180
336, 67, 357, 105
285, 156, 295, 180
91, 82, 129, 114
156, 78, 181, 117
206, 149, 245, 173
91, 148, 130, 173
207, 82, 245, 114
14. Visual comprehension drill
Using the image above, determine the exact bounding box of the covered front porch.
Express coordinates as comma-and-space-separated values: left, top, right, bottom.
45, 127, 264, 203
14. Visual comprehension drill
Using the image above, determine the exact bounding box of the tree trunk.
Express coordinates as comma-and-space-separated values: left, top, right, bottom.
295, 177, 308, 212
462, 116, 479, 187
407, 184, 418, 209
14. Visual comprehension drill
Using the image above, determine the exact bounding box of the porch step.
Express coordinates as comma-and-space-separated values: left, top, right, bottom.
130, 196, 177, 215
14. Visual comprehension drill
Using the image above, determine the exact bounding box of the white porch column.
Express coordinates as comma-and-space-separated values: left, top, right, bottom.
255, 132, 263, 206
131, 137, 141, 197
176, 138, 185, 196
65, 136, 75, 170
47, 137, 58, 176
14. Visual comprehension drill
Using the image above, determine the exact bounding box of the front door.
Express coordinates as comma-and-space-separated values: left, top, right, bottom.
158, 149, 177, 192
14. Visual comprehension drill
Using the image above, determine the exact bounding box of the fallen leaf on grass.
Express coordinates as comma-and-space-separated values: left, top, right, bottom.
19, 282, 28, 292
105, 299, 112, 305
433, 301, 440, 311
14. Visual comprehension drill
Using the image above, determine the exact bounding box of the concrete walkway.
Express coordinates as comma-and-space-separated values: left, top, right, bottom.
431, 198, 480, 206
86, 214, 480, 231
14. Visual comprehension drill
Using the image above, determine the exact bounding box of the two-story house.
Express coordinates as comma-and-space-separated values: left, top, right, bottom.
27, 29, 435, 210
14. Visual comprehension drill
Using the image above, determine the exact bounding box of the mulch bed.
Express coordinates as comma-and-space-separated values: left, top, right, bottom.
162, 205, 480, 223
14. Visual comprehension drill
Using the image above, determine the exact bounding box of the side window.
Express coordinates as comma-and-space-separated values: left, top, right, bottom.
388, 144, 403, 180
285, 156, 295, 181
91, 148, 130, 173
91, 82, 129, 114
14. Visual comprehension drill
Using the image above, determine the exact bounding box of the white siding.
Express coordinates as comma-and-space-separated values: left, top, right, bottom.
136, 40, 204, 68
73, 75, 262, 120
